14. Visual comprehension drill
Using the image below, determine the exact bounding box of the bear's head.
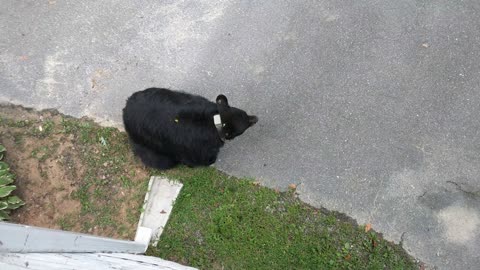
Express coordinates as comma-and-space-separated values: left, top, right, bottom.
216, 94, 258, 140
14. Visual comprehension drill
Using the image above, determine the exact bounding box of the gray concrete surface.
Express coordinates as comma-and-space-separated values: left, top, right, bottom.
1, 1, 479, 268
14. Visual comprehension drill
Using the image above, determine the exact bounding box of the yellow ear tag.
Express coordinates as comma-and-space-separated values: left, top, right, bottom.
174, 118, 179, 123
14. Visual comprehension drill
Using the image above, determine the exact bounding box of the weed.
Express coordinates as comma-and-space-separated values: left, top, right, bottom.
31, 145, 56, 162
120, 176, 133, 188
12, 133, 24, 147
57, 214, 75, 231
31, 120, 55, 137
72, 181, 94, 214
60, 118, 78, 133
7, 119, 31, 128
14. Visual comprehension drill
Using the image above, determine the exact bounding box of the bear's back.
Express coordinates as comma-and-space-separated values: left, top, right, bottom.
123, 88, 220, 161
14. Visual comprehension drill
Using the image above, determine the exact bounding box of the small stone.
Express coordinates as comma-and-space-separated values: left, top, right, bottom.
422, 43, 429, 48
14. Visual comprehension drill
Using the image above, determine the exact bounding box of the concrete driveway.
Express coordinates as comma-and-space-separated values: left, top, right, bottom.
1, 1, 479, 268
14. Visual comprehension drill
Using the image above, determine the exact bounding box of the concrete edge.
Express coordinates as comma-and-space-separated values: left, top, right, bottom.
134, 176, 183, 247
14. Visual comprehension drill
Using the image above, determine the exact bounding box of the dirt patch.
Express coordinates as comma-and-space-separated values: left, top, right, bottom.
0, 104, 151, 240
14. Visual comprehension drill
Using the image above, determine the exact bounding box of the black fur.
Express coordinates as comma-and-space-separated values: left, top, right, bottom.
122, 88, 258, 169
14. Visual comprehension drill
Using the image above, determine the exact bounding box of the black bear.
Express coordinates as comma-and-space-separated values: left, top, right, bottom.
122, 88, 258, 169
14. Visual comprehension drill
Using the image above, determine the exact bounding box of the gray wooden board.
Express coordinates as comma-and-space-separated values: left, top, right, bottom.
0, 253, 197, 270
135, 177, 183, 246
0, 222, 146, 253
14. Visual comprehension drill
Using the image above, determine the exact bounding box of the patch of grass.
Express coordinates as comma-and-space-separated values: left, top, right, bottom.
43, 120, 55, 132
79, 123, 94, 144
4, 119, 32, 128
60, 117, 79, 133
81, 220, 93, 232
57, 213, 76, 231
72, 180, 94, 214
60, 118, 96, 144
120, 175, 134, 188
12, 133, 24, 147
31, 120, 55, 137
31, 144, 58, 162
118, 224, 129, 237
147, 167, 417, 270
97, 206, 115, 227
126, 207, 139, 224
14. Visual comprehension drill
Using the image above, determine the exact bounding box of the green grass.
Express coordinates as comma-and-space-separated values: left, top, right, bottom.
57, 213, 76, 231
30, 119, 55, 137
31, 144, 58, 162
148, 167, 417, 270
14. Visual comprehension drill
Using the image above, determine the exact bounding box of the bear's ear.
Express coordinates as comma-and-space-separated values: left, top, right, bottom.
216, 95, 229, 107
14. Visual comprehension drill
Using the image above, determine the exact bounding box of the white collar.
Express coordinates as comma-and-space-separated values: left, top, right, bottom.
213, 114, 225, 142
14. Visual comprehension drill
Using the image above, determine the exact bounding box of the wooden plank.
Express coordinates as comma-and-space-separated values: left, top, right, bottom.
135, 177, 183, 246
0, 222, 146, 253
0, 253, 197, 270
